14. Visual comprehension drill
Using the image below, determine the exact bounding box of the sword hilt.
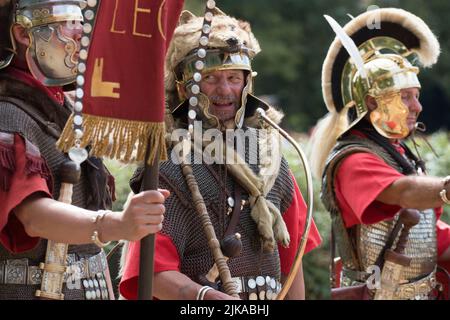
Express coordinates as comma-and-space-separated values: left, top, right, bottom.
375, 209, 422, 300
59, 160, 81, 185
395, 208, 421, 254
384, 208, 421, 267
36, 160, 80, 300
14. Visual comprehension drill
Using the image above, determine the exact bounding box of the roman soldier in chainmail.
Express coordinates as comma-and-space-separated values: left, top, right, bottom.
0, 0, 168, 300
119, 8, 322, 300
310, 8, 450, 300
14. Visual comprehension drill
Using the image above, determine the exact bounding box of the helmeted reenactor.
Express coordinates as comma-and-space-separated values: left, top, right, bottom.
0, 0, 167, 300
120, 7, 322, 300
310, 8, 450, 300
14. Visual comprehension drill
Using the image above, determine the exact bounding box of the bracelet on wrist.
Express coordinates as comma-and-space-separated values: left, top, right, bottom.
91, 210, 112, 248
196, 286, 213, 300
440, 189, 450, 205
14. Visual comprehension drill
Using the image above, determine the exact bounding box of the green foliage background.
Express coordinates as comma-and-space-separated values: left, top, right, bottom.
184, 0, 450, 133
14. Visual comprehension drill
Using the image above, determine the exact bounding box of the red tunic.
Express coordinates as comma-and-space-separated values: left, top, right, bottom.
0, 135, 51, 253
119, 173, 322, 300
334, 141, 450, 297
335, 152, 450, 256
0, 63, 61, 253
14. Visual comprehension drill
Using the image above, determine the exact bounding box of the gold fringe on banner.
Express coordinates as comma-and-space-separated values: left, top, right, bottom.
56, 114, 168, 164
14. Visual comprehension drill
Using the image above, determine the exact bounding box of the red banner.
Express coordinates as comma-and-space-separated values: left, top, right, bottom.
85, 0, 182, 121
58, 0, 184, 163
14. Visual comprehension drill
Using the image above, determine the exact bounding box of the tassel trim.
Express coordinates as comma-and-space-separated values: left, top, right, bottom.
0, 142, 15, 191
25, 153, 53, 193
56, 114, 168, 164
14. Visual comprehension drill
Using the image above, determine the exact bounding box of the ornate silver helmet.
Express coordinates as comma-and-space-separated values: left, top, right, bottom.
0, 0, 85, 86
166, 8, 261, 130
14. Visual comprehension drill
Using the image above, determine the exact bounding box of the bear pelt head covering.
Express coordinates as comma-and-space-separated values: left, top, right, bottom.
165, 7, 264, 130
166, 7, 260, 96
162, 8, 291, 252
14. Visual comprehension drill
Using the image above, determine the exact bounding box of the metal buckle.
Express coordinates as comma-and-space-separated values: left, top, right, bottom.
0, 261, 5, 284
231, 277, 244, 293
394, 272, 436, 300
0, 252, 108, 285
27, 266, 43, 285
5, 259, 28, 285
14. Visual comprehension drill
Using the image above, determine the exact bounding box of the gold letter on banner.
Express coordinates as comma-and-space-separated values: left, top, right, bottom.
111, 0, 126, 34
91, 58, 121, 99
133, 0, 152, 38
157, 0, 167, 40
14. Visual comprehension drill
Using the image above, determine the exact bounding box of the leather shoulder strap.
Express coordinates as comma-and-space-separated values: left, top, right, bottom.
0, 96, 61, 139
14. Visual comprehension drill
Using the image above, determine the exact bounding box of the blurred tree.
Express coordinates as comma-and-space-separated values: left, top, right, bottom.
184, 0, 450, 133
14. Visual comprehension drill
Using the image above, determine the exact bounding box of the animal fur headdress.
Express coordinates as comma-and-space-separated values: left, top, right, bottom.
165, 7, 261, 109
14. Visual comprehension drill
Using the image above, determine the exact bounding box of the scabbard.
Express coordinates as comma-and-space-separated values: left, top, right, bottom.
35, 182, 72, 300
374, 255, 409, 300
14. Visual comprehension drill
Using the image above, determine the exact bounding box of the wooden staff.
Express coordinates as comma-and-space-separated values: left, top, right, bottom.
138, 144, 160, 300
181, 162, 239, 298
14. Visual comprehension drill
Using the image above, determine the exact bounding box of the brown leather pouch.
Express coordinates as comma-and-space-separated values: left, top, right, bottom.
331, 284, 371, 300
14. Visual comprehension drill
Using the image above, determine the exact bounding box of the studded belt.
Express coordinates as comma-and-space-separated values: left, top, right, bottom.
0, 251, 108, 285
230, 276, 282, 300
394, 271, 437, 300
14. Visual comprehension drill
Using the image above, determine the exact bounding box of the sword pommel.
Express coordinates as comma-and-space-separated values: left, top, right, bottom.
384, 209, 421, 267
395, 209, 421, 254
59, 160, 81, 184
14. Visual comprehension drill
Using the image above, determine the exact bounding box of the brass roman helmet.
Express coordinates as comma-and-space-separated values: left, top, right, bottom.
310, 8, 440, 178
322, 8, 440, 139
0, 0, 85, 86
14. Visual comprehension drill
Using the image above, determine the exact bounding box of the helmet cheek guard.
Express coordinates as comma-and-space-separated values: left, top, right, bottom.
1, 0, 86, 86
322, 8, 440, 139
175, 47, 255, 129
